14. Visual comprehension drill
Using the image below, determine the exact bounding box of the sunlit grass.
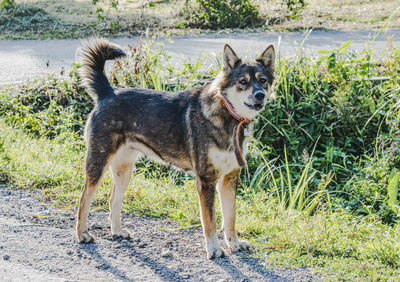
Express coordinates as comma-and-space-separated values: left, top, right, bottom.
1, 119, 400, 279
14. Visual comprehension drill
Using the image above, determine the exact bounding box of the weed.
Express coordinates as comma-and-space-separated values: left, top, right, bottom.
181, 0, 262, 29
284, 0, 306, 20
0, 0, 13, 9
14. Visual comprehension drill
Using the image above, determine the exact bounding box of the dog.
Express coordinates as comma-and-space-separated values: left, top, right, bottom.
76, 38, 275, 259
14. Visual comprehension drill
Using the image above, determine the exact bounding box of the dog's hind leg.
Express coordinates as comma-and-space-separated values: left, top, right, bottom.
217, 169, 250, 253
196, 175, 225, 259
76, 148, 111, 243
109, 147, 139, 240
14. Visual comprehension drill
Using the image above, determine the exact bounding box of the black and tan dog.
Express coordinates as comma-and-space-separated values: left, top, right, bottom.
76, 39, 275, 259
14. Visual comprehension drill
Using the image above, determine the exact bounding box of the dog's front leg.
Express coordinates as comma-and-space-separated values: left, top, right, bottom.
217, 169, 250, 253
196, 175, 225, 259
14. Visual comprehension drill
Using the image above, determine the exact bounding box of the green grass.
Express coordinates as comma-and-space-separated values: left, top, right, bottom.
0, 38, 399, 279
1, 119, 399, 279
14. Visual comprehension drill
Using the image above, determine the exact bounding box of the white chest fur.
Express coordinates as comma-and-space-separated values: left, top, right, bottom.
209, 147, 239, 176
208, 135, 251, 176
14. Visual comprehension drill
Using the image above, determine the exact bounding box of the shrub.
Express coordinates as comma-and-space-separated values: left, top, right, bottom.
0, 64, 91, 142
284, 0, 306, 19
181, 0, 262, 29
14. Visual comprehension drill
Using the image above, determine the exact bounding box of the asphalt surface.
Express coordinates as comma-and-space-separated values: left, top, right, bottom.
0, 29, 399, 86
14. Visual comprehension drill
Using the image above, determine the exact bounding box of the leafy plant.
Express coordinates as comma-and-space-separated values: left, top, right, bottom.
0, 0, 13, 9
110, 40, 216, 91
0, 0, 12, 8
388, 168, 400, 207
284, 0, 305, 19
181, 0, 262, 29
91, 0, 120, 28
0, 64, 91, 142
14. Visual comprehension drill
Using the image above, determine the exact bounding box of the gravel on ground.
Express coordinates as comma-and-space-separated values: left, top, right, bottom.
0, 186, 320, 281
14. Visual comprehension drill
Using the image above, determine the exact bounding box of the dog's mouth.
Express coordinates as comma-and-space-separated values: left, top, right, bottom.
244, 102, 264, 111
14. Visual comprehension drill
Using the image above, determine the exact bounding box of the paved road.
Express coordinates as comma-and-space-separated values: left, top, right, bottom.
0, 29, 399, 86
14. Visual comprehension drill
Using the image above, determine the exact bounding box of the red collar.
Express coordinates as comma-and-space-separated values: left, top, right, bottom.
222, 97, 250, 123
222, 97, 250, 168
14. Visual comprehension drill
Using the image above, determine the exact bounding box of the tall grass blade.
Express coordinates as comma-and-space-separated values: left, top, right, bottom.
284, 146, 292, 201
369, 6, 400, 45
388, 169, 400, 207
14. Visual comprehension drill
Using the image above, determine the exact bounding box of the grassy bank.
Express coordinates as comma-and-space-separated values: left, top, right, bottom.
0, 39, 399, 279
1, 0, 400, 39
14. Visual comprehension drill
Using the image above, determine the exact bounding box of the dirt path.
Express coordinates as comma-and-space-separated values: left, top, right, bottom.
0, 186, 320, 281
0, 29, 399, 86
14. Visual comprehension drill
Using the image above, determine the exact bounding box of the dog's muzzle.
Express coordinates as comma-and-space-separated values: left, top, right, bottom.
244, 90, 265, 111
254, 90, 265, 102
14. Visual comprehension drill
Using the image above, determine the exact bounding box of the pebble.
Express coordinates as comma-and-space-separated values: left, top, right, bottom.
3, 254, 10, 260
96, 263, 110, 270
138, 243, 147, 248
161, 249, 173, 258
90, 223, 103, 230
163, 240, 173, 247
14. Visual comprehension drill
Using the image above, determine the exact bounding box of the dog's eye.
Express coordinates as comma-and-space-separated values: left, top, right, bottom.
239, 79, 248, 85
259, 77, 267, 84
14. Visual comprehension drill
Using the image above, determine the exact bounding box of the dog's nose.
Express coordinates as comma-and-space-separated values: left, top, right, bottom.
254, 91, 265, 100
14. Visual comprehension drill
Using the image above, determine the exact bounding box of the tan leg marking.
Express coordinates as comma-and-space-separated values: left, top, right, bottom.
217, 169, 250, 252
109, 159, 135, 240
76, 146, 113, 243
77, 177, 103, 243
197, 177, 225, 259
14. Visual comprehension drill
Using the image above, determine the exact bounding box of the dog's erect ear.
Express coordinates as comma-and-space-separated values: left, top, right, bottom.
223, 44, 241, 72
258, 45, 275, 73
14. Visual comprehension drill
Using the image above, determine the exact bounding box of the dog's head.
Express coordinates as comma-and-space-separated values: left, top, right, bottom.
217, 44, 276, 120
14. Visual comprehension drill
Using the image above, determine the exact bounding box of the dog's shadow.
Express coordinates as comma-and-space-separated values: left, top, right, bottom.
212, 251, 286, 281
78, 240, 187, 281
78, 243, 131, 281
78, 241, 284, 281
77, 215, 286, 281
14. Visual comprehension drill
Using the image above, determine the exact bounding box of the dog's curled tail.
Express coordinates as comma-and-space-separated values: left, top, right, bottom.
79, 38, 126, 101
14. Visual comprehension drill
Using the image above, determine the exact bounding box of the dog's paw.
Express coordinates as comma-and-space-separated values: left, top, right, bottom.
112, 229, 131, 240
229, 239, 251, 252
79, 231, 95, 243
206, 234, 225, 259
207, 247, 226, 259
